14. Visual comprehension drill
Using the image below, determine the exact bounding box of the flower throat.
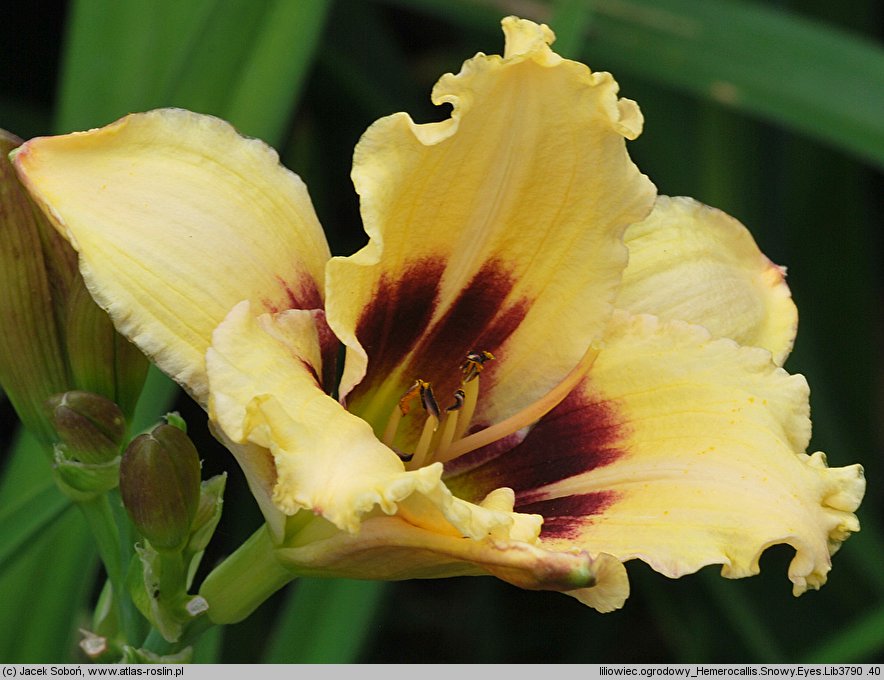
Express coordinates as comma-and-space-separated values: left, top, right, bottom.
381, 346, 600, 470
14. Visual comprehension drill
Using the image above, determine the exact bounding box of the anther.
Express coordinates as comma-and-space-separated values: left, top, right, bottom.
419, 382, 441, 421
398, 380, 427, 416
446, 389, 465, 412
461, 350, 494, 383
436, 343, 601, 463
384, 379, 429, 446
453, 351, 493, 440
384, 378, 440, 451
385, 351, 501, 468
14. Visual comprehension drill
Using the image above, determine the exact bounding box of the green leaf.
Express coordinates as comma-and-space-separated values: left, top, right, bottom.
264, 579, 388, 663
55, 0, 208, 131
548, 0, 596, 58
222, 0, 332, 142
1, 509, 97, 662
583, 0, 884, 167
382, 0, 884, 167
805, 604, 884, 663
699, 572, 787, 661
191, 623, 223, 663
0, 431, 96, 662
0, 480, 70, 574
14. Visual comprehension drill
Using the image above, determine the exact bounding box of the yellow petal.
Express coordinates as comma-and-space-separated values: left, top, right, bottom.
326, 17, 655, 438
205, 300, 542, 544
273, 513, 628, 613
567, 551, 630, 613
210, 428, 287, 544
204, 300, 628, 611
14, 109, 330, 403
617, 196, 797, 365
450, 312, 863, 595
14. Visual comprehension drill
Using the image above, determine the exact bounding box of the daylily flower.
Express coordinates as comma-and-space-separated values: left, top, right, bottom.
12, 17, 863, 616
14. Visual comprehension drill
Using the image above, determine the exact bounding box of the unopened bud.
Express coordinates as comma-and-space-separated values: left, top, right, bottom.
65, 277, 149, 420
120, 423, 201, 552
0, 130, 75, 446
46, 391, 125, 464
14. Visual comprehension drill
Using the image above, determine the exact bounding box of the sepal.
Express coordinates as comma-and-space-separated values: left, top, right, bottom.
52, 444, 120, 501
185, 473, 227, 584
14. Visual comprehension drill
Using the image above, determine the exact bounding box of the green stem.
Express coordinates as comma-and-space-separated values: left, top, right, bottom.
141, 627, 167, 654
76, 494, 141, 644
198, 523, 295, 625
157, 551, 186, 606
142, 614, 216, 658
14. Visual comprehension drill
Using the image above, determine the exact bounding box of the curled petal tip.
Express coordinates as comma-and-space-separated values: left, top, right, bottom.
501, 16, 558, 61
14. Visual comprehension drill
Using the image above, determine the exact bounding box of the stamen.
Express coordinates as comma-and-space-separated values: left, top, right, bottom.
381, 406, 403, 447
453, 376, 480, 441
446, 389, 465, 412
419, 382, 441, 422
410, 414, 439, 469
435, 408, 460, 455
424, 389, 465, 455
461, 350, 494, 383
398, 380, 426, 415
380, 349, 509, 469
435, 343, 601, 463
383, 379, 427, 446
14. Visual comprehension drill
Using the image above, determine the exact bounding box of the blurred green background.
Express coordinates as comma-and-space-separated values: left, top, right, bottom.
0, 0, 881, 664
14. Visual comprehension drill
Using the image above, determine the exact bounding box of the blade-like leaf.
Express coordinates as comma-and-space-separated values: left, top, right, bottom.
223, 0, 332, 142
264, 579, 388, 663
0, 480, 70, 574
0, 431, 95, 662
382, 0, 884, 167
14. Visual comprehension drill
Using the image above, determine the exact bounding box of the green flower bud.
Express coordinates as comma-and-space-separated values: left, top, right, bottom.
0, 130, 76, 446
65, 276, 149, 420
120, 423, 201, 552
46, 390, 125, 464
1, 128, 145, 452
